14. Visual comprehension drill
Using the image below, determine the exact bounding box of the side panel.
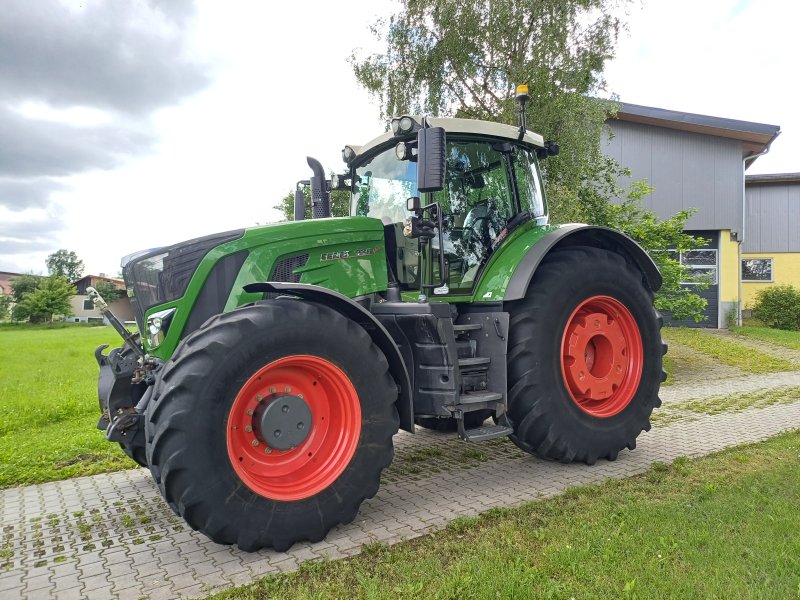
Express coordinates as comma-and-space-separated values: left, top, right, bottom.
469, 221, 558, 303
144, 217, 388, 359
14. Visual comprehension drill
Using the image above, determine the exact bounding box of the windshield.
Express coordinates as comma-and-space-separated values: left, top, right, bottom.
352, 150, 418, 224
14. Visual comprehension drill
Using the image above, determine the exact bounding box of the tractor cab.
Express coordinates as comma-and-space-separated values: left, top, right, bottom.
343, 116, 550, 298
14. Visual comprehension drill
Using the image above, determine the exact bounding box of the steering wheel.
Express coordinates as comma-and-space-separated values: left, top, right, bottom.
462, 200, 494, 248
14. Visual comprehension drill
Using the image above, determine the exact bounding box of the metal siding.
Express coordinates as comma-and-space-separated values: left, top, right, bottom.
789, 185, 800, 252
744, 183, 798, 253
743, 185, 761, 252
650, 128, 684, 217
713, 140, 744, 237
619, 122, 652, 198
682, 136, 716, 230
605, 121, 744, 233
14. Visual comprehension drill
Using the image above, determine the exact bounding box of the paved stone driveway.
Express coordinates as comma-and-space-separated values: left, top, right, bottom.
2, 370, 800, 600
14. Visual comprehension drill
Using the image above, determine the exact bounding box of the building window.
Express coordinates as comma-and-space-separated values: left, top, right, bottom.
741, 258, 773, 282
680, 249, 717, 285
83, 299, 94, 311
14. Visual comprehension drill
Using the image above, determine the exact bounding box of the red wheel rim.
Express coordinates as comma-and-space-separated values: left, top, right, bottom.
560, 296, 643, 418
226, 355, 361, 501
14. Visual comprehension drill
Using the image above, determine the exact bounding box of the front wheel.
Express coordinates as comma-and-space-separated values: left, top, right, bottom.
145, 300, 399, 551
506, 246, 665, 465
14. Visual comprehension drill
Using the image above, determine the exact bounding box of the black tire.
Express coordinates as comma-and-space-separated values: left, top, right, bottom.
415, 410, 492, 432
119, 429, 148, 467
506, 246, 665, 465
145, 300, 399, 551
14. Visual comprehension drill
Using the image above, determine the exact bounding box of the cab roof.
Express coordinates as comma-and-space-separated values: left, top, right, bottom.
347, 117, 546, 162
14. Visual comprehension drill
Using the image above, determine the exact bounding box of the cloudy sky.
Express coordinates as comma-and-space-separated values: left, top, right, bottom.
0, 0, 797, 276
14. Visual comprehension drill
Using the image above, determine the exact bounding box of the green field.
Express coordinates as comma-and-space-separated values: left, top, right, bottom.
213, 431, 800, 600
0, 324, 137, 488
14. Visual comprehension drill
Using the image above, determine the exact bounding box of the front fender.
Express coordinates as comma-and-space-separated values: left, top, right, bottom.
243, 281, 414, 433
503, 224, 662, 301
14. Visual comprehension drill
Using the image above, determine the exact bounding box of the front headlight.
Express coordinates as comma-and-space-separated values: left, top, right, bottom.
146, 308, 176, 348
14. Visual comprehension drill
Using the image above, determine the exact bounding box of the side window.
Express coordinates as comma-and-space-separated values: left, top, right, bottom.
431, 141, 515, 294
513, 148, 546, 219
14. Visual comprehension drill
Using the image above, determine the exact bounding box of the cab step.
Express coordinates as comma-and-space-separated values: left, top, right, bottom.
458, 390, 503, 405
453, 323, 482, 332
460, 424, 514, 442
458, 356, 490, 369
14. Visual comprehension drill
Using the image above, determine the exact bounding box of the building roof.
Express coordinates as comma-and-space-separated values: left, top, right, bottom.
614, 102, 781, 158
72, 274, 125, 286
745, 172, 800, 185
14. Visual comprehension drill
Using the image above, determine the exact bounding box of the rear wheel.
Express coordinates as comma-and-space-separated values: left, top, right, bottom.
145, 300, 399, 551
506, 247, 665, 464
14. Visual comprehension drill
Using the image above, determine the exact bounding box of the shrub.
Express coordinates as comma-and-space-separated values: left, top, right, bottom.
751, 285, 800, 330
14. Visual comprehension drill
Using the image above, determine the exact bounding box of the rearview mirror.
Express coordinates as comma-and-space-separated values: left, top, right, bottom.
416, 126, 446, 193
406, 196, 421, 213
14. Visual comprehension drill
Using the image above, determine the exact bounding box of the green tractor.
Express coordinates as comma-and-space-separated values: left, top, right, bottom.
92, 91, 665, 552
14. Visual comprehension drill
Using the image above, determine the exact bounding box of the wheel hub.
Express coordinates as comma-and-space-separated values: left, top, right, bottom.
253, 394, 312, 451
560, 296, 644, 418
226, 355, 362, 501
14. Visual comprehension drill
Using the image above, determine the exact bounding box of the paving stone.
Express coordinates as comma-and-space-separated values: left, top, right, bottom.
2, 377, 799, 599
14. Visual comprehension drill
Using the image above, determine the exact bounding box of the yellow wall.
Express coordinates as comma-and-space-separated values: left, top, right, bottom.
741, 252, 800, 307
718, 230, 740, 303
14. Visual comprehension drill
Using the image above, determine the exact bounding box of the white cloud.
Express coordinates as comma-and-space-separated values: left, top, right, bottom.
3, 0, 796, 277
604, 0, 798, 173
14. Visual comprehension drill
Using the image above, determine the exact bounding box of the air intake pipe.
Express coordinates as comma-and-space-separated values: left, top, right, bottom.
307, 157, 330, 218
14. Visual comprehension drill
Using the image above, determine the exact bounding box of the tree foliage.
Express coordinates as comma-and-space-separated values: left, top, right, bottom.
13, 276, 75, 323
352, 0, 708, 322
46, 249, 84, 281
10, 274, 44, 303
274, 186, 351, 221
93, 280, 123, 303
0, 294, 11, 321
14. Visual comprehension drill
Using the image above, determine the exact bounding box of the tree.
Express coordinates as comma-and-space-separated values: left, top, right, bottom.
14, 277, 75, 323
0, 294, 11, 321
274, 186, 351, 221
46, 249, 84, 281
93, 280, 123, 303
10, 274, 43, 303
352, 0, 708, 322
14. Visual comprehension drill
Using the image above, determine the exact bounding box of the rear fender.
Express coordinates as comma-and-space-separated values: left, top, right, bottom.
504, 224, 662, 301
243, 281, 414, 433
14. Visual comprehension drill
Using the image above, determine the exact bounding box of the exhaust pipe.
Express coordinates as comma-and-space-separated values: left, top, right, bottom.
307, 157, 330, 218
294, 180, 309, 221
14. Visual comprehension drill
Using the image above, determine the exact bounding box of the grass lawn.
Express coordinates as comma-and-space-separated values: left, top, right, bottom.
662, 326, 795, 373
0, 324, 137, 488
732, 325, 800, 351
212, 430, 800, 600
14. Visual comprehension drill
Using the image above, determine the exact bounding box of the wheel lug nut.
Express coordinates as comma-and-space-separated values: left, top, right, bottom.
251, 439, 259, 447
256, 394, 263, 402
297, 422, 304, 430
245, 425, 252, 432
269, 386, 277, 394
274, 429, 281, 438
284, 386, 292, 393
246, 409, 254, 416
264, 446, 272, 454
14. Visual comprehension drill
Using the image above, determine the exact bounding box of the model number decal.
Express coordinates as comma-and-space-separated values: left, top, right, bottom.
320, 247, 382, 262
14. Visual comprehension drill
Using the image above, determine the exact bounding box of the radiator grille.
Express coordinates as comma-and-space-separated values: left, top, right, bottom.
271, 254, 308, 283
